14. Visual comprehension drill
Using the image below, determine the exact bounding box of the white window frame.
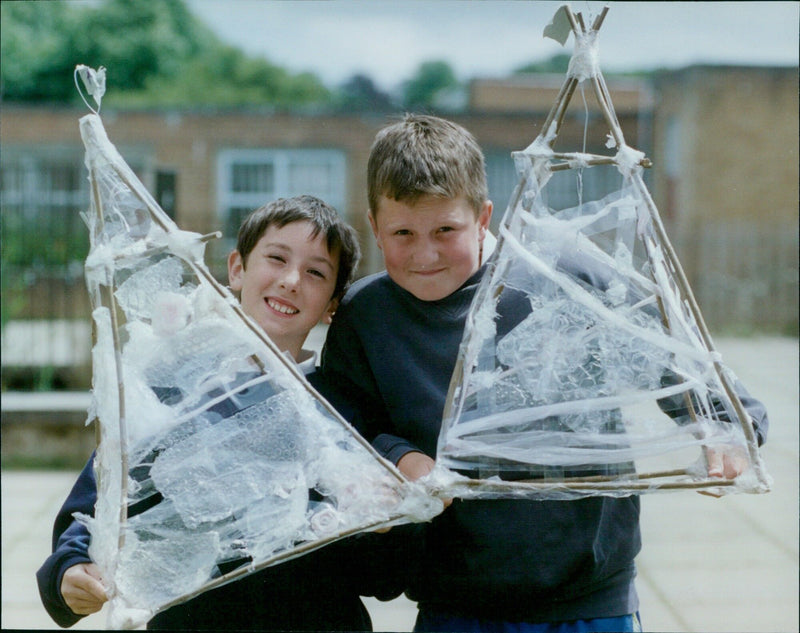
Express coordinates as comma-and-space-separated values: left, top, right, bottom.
216, 148, 347, 245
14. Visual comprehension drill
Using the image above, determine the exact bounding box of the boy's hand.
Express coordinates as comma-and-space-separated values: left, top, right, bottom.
397, 451, 452, 508
397, 451, 435, 481
61, 562, 108, 615
705, 445, 748, 479
699, 445, 749, 497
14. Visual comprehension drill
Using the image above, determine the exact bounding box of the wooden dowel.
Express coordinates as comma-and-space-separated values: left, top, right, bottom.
89, 167, 130, 550
553, 78, 579, 142
629, 173, 766, 483
444, 475, 736, 493
548, 156, 652, 172
199, 231, 222, 243
539, 77, 578, 146
591, 6, 610, 32
565, 6, 582, 34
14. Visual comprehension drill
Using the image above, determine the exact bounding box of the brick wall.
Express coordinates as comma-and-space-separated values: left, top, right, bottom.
652, 66, 798, 332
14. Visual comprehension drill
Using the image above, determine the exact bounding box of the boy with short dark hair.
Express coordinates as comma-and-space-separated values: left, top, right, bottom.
321, 114, 769, 632
37, 195, 400, 631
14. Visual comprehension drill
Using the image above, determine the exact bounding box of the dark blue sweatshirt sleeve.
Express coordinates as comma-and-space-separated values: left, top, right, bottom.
563, 251, 771, 446
36, 456, 98, 628
658, 371, 769, 445
342, 525, 425, 601
320, 312, 424, 463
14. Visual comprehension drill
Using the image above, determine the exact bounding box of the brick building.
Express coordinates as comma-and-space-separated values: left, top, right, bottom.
650, 65, 798, 333
1, 66, 796, 391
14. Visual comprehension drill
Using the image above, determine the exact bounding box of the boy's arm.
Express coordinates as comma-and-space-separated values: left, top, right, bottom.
561, 251, 771, 472
658, 372, 769, 446
37, 522, 106, 626
657, 373, 769, 480
343, 525, 425, 601
50, 455, 97, 550
36, 456, 104, 627
320, 317, 424, 463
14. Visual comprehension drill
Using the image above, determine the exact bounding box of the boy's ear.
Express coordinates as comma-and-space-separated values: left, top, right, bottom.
367, 209, 382, 249
228, 250, 244, 291
478, 200, 493, 240
478, 201, 493, 266
321, 297, 339, 325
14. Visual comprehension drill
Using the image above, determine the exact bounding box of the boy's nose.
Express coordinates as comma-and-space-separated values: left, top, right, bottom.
411, 239, 439, 267
280, 267, 301, 290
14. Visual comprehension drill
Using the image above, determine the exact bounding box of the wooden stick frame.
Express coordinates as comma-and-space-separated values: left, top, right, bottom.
439, 4, 770, 496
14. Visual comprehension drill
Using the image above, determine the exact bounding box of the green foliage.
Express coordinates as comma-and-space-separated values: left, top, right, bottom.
2, 453, 92, 471
0, 266, 25, 331
402, 60, 459, 111
1, 0, 332, 108
336, 74, 395, 112
514, 53, 656, 79
1, 208, 90, 332
75, 0, 203, 89
1, 1, 80, 102
513, 53, 572, 75
1, 206, 90, 268
110, 45, 331, 109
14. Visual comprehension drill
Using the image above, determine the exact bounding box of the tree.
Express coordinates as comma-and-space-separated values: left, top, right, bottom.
0, 1, 79, 102
513, 53, 572, 76
114, 43, 330, 109
0, 0, 331, 108
402, 60, 459, 111
74, 0, 205, 89
336, 74, 395, 112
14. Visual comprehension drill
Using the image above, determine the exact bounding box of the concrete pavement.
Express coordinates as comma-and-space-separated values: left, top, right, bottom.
2, 337, 797, 631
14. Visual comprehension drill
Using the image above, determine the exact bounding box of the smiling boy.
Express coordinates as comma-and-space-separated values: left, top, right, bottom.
37, 195, 405, 631
228, 197, 357, 364
369, 194, 491, 303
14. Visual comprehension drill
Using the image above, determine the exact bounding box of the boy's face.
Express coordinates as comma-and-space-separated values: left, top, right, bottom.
369, 194, 492, 302
228, 221, 339, 360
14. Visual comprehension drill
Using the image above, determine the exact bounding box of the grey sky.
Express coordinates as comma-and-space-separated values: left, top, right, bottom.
186, 1, 799, 90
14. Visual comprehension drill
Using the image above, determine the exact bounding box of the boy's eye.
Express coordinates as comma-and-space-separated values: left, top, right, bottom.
438, 226, 455, 233
394, 229, 412, 236
307, 268, 326, 279
267, 254, 286, 263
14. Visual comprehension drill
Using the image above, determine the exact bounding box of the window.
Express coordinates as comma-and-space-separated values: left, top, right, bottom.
1, 150, 90, 269
155, 170, 177, 219
485, 149, 520, 233
217, 149, 347, 247
1, 147, 150, 269
485, 147, 623, 233
1, 145, 148, 385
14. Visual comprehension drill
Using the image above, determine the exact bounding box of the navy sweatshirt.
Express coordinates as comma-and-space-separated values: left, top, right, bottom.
320, 266, 769, 622
36, 371, 413, 631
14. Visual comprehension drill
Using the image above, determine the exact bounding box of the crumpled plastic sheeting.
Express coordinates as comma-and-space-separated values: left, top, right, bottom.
432, 155, 770, 500
77, 114, 441, 629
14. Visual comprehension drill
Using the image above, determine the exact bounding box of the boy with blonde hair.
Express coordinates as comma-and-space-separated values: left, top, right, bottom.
321, 114, 769, 632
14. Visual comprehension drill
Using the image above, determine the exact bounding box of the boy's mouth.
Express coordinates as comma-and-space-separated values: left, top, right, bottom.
266, 297, 299, 315
412, 267, 446, 276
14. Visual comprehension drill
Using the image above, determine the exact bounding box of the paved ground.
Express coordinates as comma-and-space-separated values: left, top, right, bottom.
2, 337, 797, 632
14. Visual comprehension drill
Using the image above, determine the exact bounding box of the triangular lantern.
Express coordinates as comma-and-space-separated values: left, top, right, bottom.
430, 5, 771, 500
75, 71, 441, 629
